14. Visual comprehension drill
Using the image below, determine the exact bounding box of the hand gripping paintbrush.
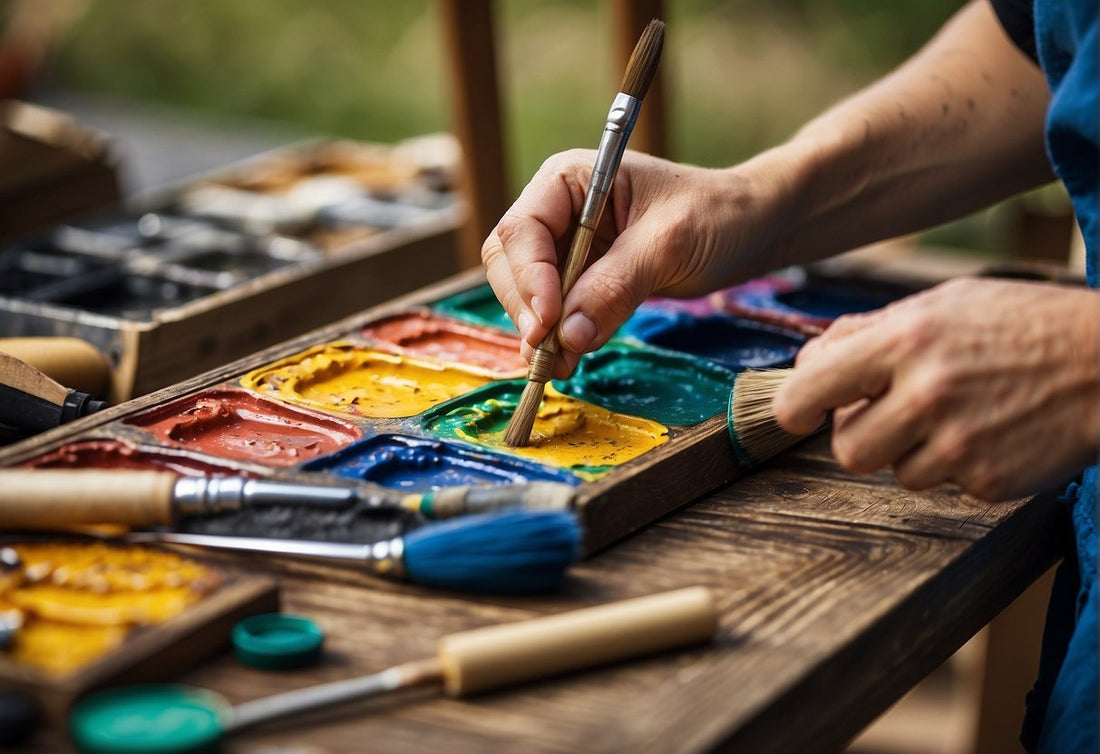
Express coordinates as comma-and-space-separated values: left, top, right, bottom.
127, 508, 581, 594
503, 19, 666, 447
0, 469, 576, 528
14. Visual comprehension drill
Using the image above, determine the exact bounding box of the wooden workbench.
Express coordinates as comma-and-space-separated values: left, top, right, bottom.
22, 431, 1063, 753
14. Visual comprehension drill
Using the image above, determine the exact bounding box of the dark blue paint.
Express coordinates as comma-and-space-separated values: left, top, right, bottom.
619, 311, 805, 370
774, 285, 895, 319
304, 434, 579, 492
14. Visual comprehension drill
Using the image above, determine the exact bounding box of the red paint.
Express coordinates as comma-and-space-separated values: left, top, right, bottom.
126, 389, 361, 466
21, 439, 243, 476
362, 310, 525, 375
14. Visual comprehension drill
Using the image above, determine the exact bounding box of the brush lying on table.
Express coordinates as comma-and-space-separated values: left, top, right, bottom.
0, 469, 576, 529
0, 352, 107, 437
70, 587, 717, 751
127, 508, 581, 594
504, 19, 666, 447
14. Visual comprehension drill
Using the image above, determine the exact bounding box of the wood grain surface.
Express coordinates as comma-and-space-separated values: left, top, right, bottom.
17, 435, 1064, 753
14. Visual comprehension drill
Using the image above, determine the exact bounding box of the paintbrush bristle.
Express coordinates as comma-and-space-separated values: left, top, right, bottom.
729, 369, 808, 467
402, 509, 581, 593
620, 19, 665, 100
502, 379, 547, 447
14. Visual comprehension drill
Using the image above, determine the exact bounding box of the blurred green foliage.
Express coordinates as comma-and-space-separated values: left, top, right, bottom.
48, 1, 964, 178
47, 0, 1018, 252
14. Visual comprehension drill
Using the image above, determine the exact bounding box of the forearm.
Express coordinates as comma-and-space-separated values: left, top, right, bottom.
731, 0, 1052, 274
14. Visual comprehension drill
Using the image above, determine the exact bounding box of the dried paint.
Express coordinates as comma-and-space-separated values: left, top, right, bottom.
1, 542, 219, 674
126, 389, 361, 466
241, 344, 493, 419
177, 499, 419, 544
20, 439, 243, 477
305, 434, 580, 492
422, 381, 667, 480
556, 344, 735, 426
619, 310, 804, 370
361, 310, 525, 375
432, 284, 517, 333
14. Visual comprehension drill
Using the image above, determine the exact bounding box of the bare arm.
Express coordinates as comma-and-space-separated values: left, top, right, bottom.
484, 0, 1053, 370
731, 0, 1052, 276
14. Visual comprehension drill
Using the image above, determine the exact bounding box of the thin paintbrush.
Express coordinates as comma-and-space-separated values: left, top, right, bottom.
70, 587, 717, 750
503, 19, 666, 447
727, 368, 822, 468
127, 508, 581, 594
0, 470, 576, 528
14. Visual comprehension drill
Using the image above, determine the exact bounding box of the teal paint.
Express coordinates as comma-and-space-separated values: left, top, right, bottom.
556, 343, 735, 426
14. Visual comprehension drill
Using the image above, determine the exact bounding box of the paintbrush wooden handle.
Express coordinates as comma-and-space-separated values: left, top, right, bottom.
437, 586, 717, 695
0, 470, 177, 529
529, 223, 598, 381
0, 337, 110, 398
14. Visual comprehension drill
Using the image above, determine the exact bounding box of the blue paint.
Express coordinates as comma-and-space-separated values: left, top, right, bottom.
618, 311, 805, 370
773, 285, 895, 319
304, 434, 579, 492
432, 285, 517, 333
555, 343, 734, 426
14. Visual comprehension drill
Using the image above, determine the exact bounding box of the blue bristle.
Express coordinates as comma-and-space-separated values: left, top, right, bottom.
402, 509, 581, 593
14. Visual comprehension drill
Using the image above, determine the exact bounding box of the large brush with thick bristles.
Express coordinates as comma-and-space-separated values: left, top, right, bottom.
727, 368, 821, 468
129, 508, 582, 594
503, 19, 666, 447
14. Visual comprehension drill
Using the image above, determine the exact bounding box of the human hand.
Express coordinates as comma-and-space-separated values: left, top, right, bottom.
773, 277, 1100, 501
482, 149, 785, 377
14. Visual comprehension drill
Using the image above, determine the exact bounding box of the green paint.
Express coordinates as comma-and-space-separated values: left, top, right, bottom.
422, 380, 670, 481
555, 343, 735, 426
432, 285, 517, 333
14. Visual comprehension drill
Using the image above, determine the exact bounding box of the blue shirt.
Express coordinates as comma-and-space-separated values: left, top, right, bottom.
1019, 1, 1099, 752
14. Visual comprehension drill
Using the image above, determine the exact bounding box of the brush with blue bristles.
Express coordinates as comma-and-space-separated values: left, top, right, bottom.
128, 508, 582, 594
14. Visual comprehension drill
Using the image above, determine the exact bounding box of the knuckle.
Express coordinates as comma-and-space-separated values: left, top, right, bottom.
961, 464, 1006, 501
585, 273, 641, 322
894, 464, 931, 491
831, 432, 869, 472
937, 426, 972, 467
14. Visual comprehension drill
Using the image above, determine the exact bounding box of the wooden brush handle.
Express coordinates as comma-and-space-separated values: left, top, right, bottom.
0, 470, 177, 528
437, 586, 717, 695
0, 338, 110, 397
530, 224, 598, 382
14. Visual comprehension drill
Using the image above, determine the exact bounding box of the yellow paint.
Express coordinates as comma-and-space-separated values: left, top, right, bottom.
242, 343, 494, 418
1, 543, 219, 675
454, 387, 668, 479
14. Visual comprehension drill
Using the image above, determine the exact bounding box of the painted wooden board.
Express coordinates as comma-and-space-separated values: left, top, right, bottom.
0, 266, 920, 553
0, 558, 277, 727
14, 434, 1062, 753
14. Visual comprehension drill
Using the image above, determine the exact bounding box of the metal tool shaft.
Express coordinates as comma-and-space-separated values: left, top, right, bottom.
172, 477, 360, 516
128, 531, 406, 580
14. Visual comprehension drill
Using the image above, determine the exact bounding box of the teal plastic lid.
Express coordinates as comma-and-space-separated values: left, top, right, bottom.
232, 613, 324, 670
69, 684, 228, 754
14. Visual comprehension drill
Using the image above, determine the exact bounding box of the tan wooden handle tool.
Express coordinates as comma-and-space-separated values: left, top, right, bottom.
0, 470, 177, 529
437, 586, 718, 695
0, 337, 111, 397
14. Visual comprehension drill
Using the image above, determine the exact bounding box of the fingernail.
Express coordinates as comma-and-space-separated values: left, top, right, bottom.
517, 310, 534, 341
530, 296, 546, 325
560, 312, 598, 353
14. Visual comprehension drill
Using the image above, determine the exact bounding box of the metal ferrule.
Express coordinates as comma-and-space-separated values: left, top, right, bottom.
579, 92, 640, 228
365, 536, 406, 581
173, 477, 358, 515
173, 476, 245, 515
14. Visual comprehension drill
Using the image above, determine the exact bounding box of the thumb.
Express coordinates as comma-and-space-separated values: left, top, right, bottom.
557, 222, 666, 358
